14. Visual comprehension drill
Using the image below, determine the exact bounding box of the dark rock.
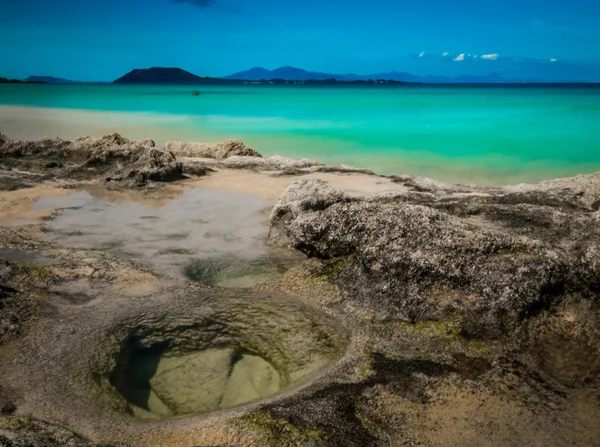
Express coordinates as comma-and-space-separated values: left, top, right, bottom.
0, 402, 15, 415
269, 177, 600, 339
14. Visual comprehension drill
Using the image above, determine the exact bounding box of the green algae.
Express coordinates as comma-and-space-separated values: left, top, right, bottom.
17, 262, 52, 280
320, 257, 349, 280
398, 318, 491, 356
243, 411, 327, 446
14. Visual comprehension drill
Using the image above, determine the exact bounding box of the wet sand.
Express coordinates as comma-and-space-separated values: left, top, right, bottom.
0, 106, 217, 144
189, 169, 408, 200
0, 184, 73, 223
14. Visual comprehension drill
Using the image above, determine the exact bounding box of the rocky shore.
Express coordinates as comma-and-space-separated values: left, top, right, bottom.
0, 133, 599, 446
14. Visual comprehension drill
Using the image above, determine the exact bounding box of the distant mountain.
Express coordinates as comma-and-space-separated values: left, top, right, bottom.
113, 67, 231, 84
223, 66, 342, 81
111, 66, 529, 85
110, 67, 410, 85
26, 76, 75, 83
223, 66, 514, 83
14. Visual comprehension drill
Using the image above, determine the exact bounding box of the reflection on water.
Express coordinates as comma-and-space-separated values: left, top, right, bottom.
31, 187, 274, 278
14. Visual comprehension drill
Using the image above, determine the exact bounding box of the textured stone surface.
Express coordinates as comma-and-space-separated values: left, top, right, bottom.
164, 139, 261, 160
269, 177, 600, 338
1, 141, 600, 446
0, 133, 182, 187
0, 417, 118, 447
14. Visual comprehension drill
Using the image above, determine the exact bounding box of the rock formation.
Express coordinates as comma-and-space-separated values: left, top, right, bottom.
1, 134, 599, 446
0, 417, 121, 446
0, 134, 376, 190
164, 139, 262, 160
0, 133, 183, 187
269, 177, 600, 339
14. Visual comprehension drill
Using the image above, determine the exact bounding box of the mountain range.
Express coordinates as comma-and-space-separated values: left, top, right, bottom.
223, 66, 510, 83
112, 67, 408, 84
23, 66, 553, 85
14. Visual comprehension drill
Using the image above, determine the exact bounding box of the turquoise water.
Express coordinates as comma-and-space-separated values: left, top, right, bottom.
2, 84, 600, 184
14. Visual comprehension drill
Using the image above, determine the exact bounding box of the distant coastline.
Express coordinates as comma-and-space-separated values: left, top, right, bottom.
6, 65, 600, 86
0, 77, 45, 85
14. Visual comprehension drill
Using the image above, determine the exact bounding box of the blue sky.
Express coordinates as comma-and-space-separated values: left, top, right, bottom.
2, 0, 600, 81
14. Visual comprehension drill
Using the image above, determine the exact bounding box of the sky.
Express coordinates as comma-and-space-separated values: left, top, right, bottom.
1, 0, 600, 81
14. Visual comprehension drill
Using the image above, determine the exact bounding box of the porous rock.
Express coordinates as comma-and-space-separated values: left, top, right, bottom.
0, 416, 118, 447
0, 133, 182, 188
269, 175, 600, 338
164, 139, 261, 160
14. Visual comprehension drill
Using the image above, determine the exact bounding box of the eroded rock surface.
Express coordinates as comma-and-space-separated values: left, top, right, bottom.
0, 134, 376, 192
0, 133, 182, 188
0, 417, 120, 447
164, 139, 261, 160
269, 178, 600, 338
1, 136, 600, 446
262, 176, 600, 446
0, 258, 52, 344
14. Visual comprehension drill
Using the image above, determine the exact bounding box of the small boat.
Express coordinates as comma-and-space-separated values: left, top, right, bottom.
191, 90, 200, 96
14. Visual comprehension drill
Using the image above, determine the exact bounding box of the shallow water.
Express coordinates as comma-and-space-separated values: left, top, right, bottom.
0, 249, 58, 265
28, 187, 274, 279
2, 84, 600, 184
184, 256, 284, 288
120, 346, 281, 417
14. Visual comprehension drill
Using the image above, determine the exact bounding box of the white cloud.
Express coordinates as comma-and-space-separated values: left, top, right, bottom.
419, 51, 426, 58
550, 58, 557, 62
453, 53, 465, 61
442, 52, 450, 57
481, 53, 499, 60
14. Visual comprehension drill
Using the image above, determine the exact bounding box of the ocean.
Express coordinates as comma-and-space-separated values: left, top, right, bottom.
1, 83, 600, 185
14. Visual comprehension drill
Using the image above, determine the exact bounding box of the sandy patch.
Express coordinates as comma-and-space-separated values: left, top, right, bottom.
0, 184, 72, 223
189, 169, 408, 201
370, 383, 600, 447
0, 106, 215, 144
